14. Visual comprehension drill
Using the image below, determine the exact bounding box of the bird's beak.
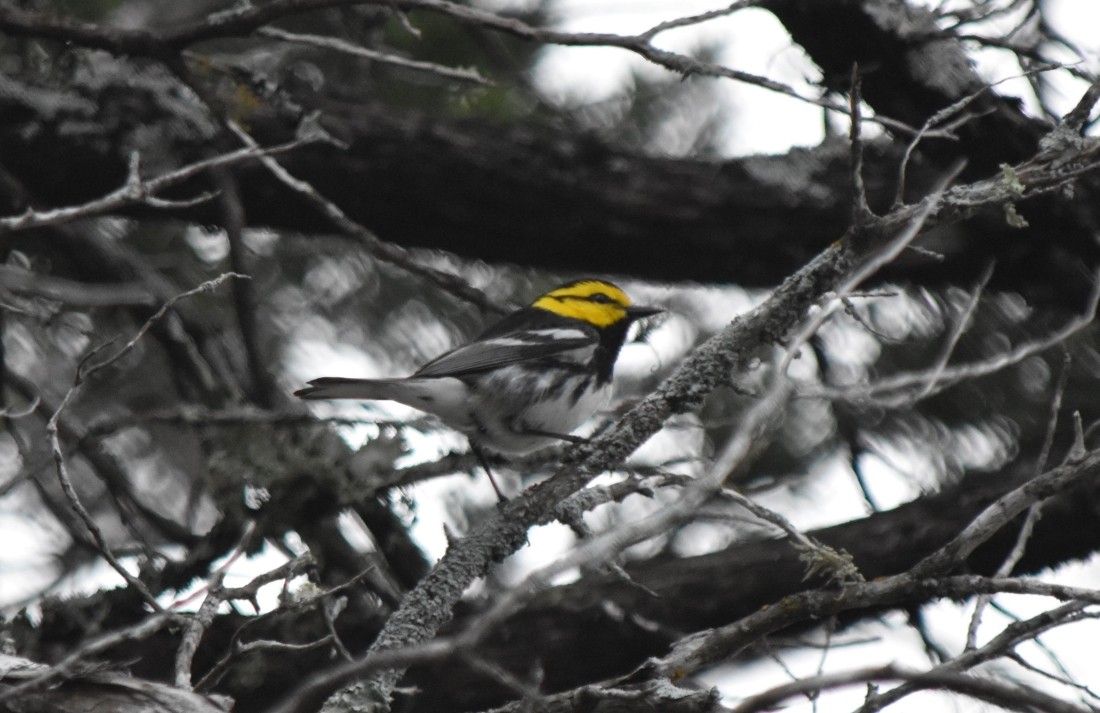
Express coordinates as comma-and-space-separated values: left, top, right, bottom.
626, 305, 663, 320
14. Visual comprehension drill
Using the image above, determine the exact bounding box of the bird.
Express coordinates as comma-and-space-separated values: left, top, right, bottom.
295, 278, 661, 499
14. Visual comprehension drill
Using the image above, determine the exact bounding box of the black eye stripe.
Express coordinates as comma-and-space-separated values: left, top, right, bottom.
554, 292, 622, 306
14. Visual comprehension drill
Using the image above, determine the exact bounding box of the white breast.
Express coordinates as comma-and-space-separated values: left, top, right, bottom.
466, 362, 611, 454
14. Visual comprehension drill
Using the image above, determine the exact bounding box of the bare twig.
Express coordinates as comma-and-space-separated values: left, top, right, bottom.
0, 0, 357, 56
174, 551, 314, 689
0, 138, 318, 233
889, 68, 1064, 207
0, 610, 180, 704
383, 0, 937, 136
912, 260, 995, 406
0, 265, 154, 307
964, 349, 1069, 649
0, 0, 931, 137
804, 267, 1100, 407
912, 453, 1100, 581
175, 569, 229, 689
732, 662, 1091, 713
81, 405, 429, 439
1060, 78, 1100, 135
965, 501, 1045, 648
848, 65, 873, 227
639, 0, 759, 39
45, 273, 247, 611
216, 173, 280, 407
257, 26, 490, 85
860, 601, 1096, 712
192, 563, 378, 692
227, 121, 504, 316
642, 573, 1100, 681
717, 487, 861, 585
1007, 649, 1100, 704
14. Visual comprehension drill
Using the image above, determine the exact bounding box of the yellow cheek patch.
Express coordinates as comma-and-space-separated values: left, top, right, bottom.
533, 297, 625, 327
532, 280, 631, 328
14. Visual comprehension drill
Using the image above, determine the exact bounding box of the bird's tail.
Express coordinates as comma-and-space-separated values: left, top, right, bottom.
294, 376, 407, 401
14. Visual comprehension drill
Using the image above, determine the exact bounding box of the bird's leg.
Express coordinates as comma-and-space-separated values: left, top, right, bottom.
520, 428, 590, 445
469, 441, 507, 502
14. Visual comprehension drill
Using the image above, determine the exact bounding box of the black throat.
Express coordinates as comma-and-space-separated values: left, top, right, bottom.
593, 319, 632, 385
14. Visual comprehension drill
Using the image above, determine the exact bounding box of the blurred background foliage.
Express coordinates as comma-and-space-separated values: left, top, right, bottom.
0, 0, 1091, 598
1, 0, 1099, 710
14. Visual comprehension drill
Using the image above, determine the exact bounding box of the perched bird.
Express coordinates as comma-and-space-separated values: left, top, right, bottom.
295, 279, 661, 498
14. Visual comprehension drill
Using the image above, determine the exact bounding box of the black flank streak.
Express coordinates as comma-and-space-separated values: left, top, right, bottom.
569, 375, 592, 406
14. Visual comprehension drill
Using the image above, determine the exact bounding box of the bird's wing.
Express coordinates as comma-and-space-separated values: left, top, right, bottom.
413, 327, 597, 378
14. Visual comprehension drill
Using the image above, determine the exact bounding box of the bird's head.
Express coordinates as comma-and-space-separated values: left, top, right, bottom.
531, 279, 661, 329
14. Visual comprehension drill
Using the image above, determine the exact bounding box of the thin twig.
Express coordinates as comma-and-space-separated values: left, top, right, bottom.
717, 487, 861, 585
0, 0, 934, 137
733, 662, 1090, 713
194, 564, 376, 692
227, 120, 505, 316
638, 0, 759, 40
45, 273, 247, 612
964, 350, 1069, 649
889, 68, 1060, 207
804, 267, 1100, 407
860, 601, 1095, 712
0, 138, 318, 233
257, 26, 490, 85
910, 448, 1100, 579
644, 572, 1100, 682
0, 265, 155, 306
0, 610, 180, 704
174, 550, 314, 689
848, 65, 873, 227
912, 259, 995, 406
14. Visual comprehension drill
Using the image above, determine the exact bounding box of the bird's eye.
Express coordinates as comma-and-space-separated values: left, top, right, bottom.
588, 293, 614, 304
